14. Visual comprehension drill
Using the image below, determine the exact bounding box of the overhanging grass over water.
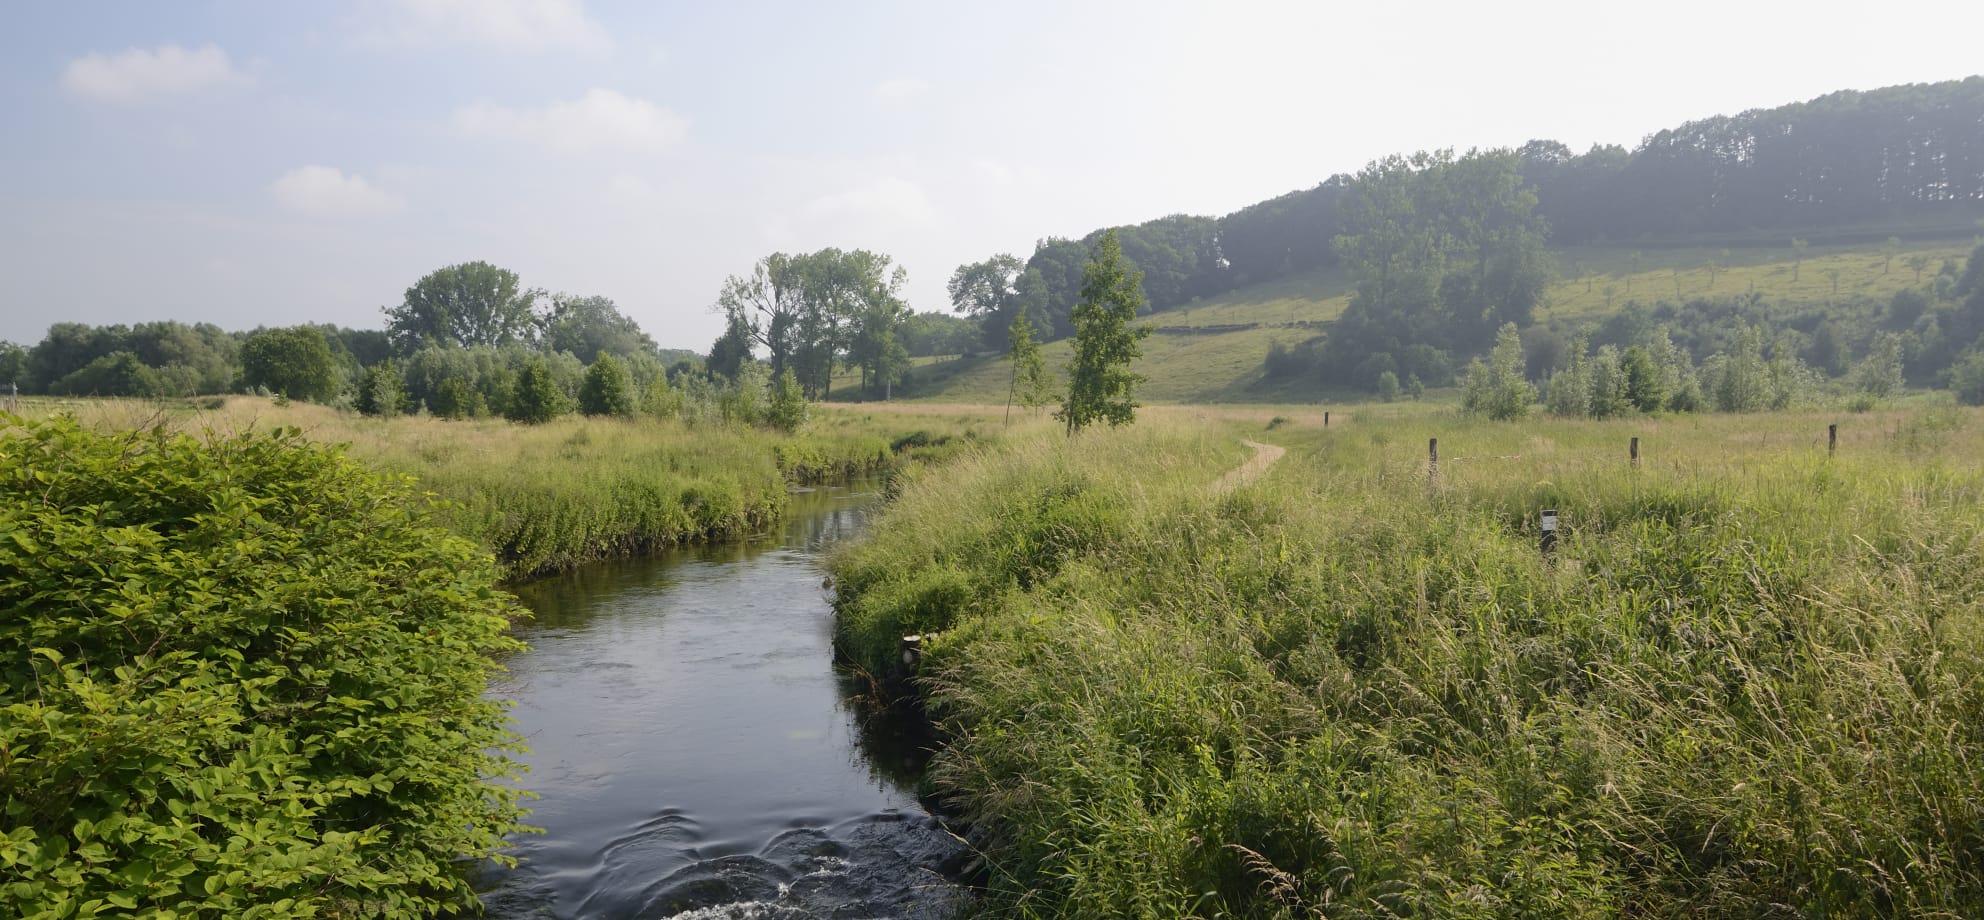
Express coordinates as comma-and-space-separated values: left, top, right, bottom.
832, 408, 1984, 918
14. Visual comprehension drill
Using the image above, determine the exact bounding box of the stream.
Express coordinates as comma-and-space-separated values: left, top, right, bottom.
477, 482, 968, 919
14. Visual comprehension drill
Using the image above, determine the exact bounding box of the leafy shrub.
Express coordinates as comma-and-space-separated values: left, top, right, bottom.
0, 416, 530, 919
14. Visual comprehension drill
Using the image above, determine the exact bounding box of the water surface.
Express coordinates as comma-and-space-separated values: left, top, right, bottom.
481, 484, 964, 919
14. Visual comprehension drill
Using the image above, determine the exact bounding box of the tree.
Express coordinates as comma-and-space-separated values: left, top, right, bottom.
1005, 310, 1050, 423
1460, 323, 1535, 420
1058, 230, 1150, 434
578, 352, 636, 417
506, 357, 568, 424
707, 314, 753, 382
49, 352, 161, 398
1375, 369, 1400, 401
949, 254, 1024, 350
240, 326, 340, 402
837, 252, 911, 399
1545, 335, 1592, 417
1621, 345, 1666, 412
714, 253, 805, 382
355, 360, 409, 417
0, 341, 25, 392
385, 261, 539, 354
1323, 149, 1553, 387
542, 294, 659, 362
1851, 333, 1904, 399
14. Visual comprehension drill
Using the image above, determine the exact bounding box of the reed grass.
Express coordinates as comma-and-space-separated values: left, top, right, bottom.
833, 405, 1984, 918
17, 396, 991, 579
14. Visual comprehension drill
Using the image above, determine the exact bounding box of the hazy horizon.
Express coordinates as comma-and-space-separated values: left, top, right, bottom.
4, 0, 1981, 351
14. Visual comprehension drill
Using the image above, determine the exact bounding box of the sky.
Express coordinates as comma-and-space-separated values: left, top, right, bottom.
3, 1, 1981, 352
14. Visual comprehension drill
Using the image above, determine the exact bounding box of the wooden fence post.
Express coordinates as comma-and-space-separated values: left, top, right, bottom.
1828, 424, 1837, 458
1541, 509, 1559, 554
1630, 436, 1640, 468
1427, 438, 1438, 497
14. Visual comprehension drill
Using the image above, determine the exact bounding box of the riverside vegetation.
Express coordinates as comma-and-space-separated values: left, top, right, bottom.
0, 398, 994, 918
18, 396, 992, 580
832, 405, 1984, 918
0, 415, 530, 919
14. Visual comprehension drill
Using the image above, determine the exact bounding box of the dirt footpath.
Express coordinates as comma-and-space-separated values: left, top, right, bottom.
1211, 440, 1287, 494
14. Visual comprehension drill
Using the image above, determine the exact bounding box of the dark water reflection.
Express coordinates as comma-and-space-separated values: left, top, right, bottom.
479, 483, 964, 919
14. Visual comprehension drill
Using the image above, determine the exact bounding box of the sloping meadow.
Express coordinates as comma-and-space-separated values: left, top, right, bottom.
831, 408, 1984, 918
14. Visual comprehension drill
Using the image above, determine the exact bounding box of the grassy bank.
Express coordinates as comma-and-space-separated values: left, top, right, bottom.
22, 397, 998, 580
832, 406, 1984, 918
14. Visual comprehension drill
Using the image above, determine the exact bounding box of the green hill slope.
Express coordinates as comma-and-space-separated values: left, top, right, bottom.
857, 231, 1976, 406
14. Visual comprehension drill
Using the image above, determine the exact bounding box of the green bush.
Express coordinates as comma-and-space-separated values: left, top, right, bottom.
0, 416, 530, 919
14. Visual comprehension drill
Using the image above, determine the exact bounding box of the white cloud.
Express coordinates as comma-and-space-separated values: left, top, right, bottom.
62, 44, 241, 103
871, 78, 930, 106
270, 166, 404, 218
454, 89, 687, 155
373, 0, 609, 53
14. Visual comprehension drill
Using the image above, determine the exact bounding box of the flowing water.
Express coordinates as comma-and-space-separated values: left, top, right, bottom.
478, 483, 967, 919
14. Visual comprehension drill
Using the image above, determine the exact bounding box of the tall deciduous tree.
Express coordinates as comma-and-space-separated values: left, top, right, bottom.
542, 294, 658, 362
385, 261, 540, 354
950, 254, 1025, 350
1058, 230, 1150, 434
714, 253, 805, 381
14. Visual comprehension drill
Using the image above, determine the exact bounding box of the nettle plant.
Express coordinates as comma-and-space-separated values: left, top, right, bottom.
0, 415, 531, 919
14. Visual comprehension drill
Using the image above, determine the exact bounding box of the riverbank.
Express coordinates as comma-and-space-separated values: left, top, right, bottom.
831, 405, 1984, 918
17, 396, 1001, 580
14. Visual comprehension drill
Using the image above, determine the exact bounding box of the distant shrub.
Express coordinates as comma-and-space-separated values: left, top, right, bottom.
0, 417, 530, 919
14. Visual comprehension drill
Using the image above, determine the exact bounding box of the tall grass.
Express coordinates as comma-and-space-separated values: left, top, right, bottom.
22, 396, 993, 579
833, 407, 1984, 918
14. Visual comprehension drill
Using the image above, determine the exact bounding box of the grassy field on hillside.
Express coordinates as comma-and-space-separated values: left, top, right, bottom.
877, 233, 1975, 406
833, 404, 1984, 918
13, 397, 998, 578
1546, 239, 1975, 321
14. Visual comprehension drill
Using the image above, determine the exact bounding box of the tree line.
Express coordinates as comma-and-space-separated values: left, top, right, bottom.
0, 253, 983, 425
945, 78, 1984, 357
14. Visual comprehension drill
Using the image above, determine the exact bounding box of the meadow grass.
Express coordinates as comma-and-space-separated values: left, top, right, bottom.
832, 404, 1984, 918
17, 396, 993, 579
